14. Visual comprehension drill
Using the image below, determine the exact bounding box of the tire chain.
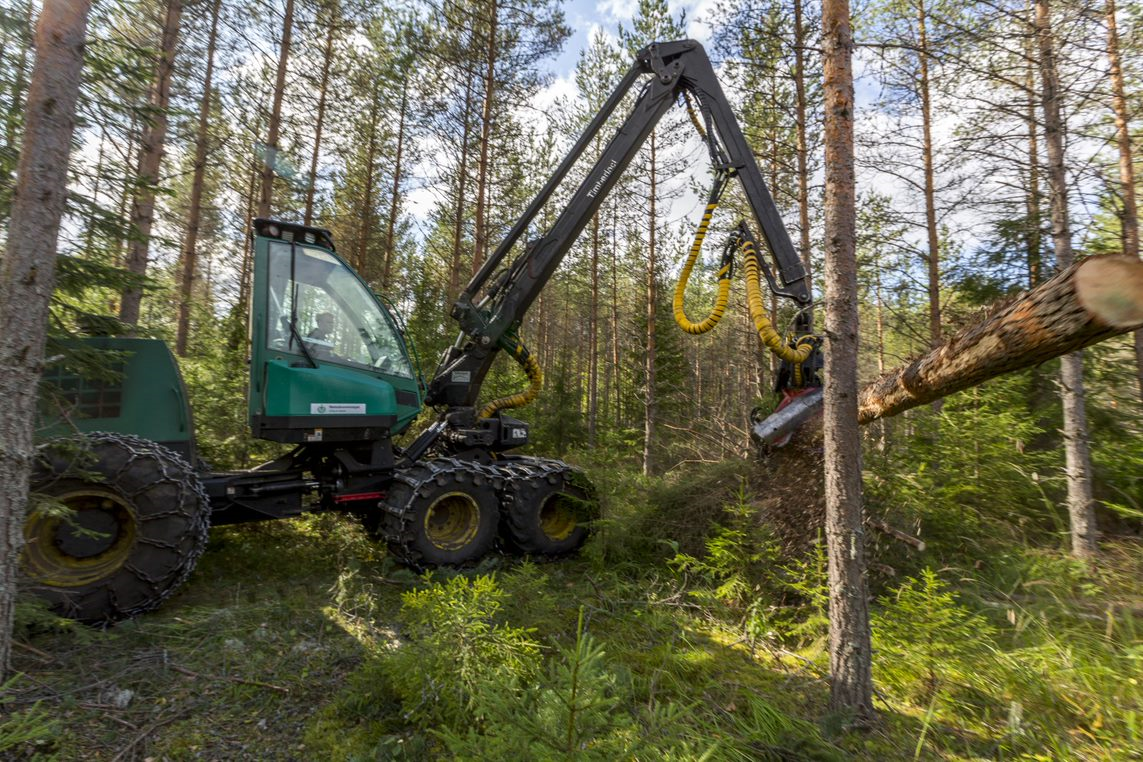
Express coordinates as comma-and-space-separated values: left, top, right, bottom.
380, 456, 507, 569
381, 455, 594, 568
33, 431, 211, 620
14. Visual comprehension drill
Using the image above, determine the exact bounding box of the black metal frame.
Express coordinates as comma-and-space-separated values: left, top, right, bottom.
427, 39, 812, 410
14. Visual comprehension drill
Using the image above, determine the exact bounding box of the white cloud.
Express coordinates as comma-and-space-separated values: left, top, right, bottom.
685, 0, 718, 44
595, 0, 638, 22
532, 70, 578, 114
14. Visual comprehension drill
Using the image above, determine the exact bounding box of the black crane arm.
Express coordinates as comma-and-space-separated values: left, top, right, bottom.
426, 39, 812, 413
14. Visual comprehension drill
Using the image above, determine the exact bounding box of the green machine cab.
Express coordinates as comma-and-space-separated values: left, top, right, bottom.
248, 218, 422, 443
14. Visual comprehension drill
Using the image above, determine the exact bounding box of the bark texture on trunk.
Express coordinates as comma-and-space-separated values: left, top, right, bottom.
175, 0, 221, 356
1024, 22, 1042, 289
643, 130, 658, 477
381, 75, 409, 289
1104, 0, 1142, 400
354, 90, 381, 278
917, 0, 941, 351
821, 0, 874, 722
793, 0, 813, 306
857, 255, 1143, 424
1036, 0, 1098, 560
119, 0, 183, 326
471, 0, 498, 276
303, 8, 337, 227
257, 0, 295, 219
588, 210, 599, 447
0, 0, 92, 676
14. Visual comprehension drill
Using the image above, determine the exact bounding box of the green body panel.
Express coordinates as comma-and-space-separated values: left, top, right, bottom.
248, 221, 423, 439
262, 359, 397, 418
39, 338, 194, 455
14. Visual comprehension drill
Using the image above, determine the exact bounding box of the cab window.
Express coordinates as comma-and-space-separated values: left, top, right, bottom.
264, 241, 414, 378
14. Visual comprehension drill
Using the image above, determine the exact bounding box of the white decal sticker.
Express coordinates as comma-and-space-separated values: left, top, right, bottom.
305, 428, 324, 442
512, 428, 527, 439
451, 371, 471, 383
310, 403, 367, 415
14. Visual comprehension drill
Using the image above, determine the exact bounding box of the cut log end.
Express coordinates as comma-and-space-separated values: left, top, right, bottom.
1076, 255, 1143, 329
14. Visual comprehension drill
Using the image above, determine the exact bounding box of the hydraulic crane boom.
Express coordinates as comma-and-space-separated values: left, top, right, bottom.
427, 39, 814, 421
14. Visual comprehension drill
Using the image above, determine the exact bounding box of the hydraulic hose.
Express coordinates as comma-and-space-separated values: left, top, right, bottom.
673, 177, 733, 335
478, 335, 543, 419
740, 235, 816, 366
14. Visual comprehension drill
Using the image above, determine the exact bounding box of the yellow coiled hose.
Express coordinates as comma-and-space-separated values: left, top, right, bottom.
739, 236, 816, 367
671, 199, 814, 369
478, 336, 543, 419
673, 200, 732, 334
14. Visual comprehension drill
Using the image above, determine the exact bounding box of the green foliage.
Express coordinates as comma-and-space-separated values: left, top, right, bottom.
437, 609, 700, 759
774, 538, 830, 650
180, 312, 284, 469
384, 574, 541, 727
864, 376, 1064, 562
873, 569, 995, 702
0, 676, 59, 761
669, 483, 784, 634
708, 693, 842, 762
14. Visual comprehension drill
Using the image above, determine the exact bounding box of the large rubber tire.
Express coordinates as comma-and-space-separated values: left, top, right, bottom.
24, 432, 211, 624
502, 463, 598, 556
381, 458, 500, 568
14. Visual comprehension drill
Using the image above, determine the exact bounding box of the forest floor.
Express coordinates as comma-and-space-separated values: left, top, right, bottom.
3, 460, 1142, 761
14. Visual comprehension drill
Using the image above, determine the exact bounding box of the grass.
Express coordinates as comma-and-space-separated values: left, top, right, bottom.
5, 463, 1142, 760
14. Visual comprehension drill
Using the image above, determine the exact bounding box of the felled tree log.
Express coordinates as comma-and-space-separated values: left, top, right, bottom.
858, 254, 1143, 424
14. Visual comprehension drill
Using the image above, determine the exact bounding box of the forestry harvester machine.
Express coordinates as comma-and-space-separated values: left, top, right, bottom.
26, 40, 824, 623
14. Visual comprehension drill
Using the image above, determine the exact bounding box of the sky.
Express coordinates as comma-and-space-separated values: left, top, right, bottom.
534, 0, 720, 111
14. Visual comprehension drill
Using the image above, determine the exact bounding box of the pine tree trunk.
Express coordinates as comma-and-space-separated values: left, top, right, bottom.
643, 130, 658, 477
448, 78, 475, 301
794, 0, 813, 327
918, 0, 940, 352
176, 0, 222, 357
355, 91, 382, 278
119, 0, 183, 326
114, 117, 139, 266
1024, 23, 1043, 288
610, 209, 622, 429
588, 211, 600, 447
0, 0, 91, 677
303, 5, 337, 227
820, 0, 874, 722
1036, 0, 1098, 559
1103, 0, 1142, 400
381, 75, 409, 290
471, 0, 498, 276
257, 0, 295, 219
233, 125, 263, 350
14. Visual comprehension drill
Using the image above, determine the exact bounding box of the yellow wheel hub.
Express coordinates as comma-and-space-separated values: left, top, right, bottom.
539, 495, 577, 541
23, 489, 136, 588
423, 492, 481, 551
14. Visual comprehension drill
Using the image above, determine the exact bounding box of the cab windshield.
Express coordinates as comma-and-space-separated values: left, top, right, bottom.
265, 241, 413, 378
